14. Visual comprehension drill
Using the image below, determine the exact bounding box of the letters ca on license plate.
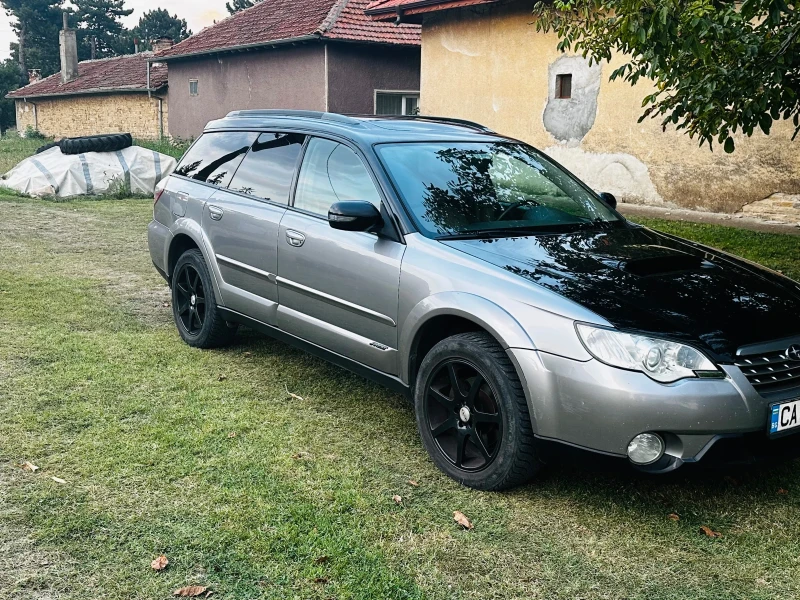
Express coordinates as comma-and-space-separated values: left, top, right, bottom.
770, 399, 800, 435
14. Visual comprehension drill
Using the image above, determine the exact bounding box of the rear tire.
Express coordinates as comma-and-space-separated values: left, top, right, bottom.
171, 249, 237, 348
414, 332, 540, 490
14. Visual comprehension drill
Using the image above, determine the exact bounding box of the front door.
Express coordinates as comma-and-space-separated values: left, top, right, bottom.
276, 137, 405, 375
202, 132, 306, 325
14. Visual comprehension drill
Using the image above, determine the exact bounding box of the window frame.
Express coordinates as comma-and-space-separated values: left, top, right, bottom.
555, 74, 572, 99
189, 78, 199, 97
374, 89, 421, 116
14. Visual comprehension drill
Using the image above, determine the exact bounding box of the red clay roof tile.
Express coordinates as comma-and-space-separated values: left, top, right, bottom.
365, 0, 499, 20
154, 0, 420, 61
7, 52, 166, 99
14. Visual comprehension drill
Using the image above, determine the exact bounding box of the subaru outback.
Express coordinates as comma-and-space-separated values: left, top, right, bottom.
149, 110, 800, 490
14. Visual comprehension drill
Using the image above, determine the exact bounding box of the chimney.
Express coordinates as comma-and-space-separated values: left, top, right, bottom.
151, 38, 175, 53
59, 12, 79, 84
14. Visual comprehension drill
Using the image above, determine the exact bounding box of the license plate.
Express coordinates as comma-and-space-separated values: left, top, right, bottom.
770, 399, 800, 435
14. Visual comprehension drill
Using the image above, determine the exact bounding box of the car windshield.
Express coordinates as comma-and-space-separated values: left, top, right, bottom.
376, 142, 622, 238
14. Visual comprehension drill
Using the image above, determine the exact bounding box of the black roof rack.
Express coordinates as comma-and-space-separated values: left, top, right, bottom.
224, 110, 494, 133
361, 114, 494, 133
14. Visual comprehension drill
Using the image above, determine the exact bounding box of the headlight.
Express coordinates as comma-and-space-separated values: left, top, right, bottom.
576, 323, 721, 383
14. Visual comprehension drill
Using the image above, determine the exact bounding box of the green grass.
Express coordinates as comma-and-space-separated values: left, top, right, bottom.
2, 196, 800, 600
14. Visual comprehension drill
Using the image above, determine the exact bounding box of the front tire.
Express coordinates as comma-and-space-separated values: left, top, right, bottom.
171, 249, 237, 348
414, 332, 540, 490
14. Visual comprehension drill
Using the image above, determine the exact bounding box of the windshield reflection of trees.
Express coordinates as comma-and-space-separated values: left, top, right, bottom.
419, 144, 601, 235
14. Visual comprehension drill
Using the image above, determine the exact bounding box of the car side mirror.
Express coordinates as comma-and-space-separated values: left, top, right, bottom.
328, 201, 383, 232
599, 192, 618, 210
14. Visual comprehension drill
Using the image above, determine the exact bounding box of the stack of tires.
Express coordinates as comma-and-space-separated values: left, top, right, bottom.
36, 133, 133, 155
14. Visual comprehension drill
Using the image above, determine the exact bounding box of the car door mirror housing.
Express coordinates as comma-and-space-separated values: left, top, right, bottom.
599, 192, 618, 210
328, 201, 383, 232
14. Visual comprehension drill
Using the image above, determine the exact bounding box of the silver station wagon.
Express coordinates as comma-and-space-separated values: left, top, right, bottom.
149, 110, 800, 490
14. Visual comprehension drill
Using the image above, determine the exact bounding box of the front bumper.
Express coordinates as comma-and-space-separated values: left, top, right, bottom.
508, 348, 798, 470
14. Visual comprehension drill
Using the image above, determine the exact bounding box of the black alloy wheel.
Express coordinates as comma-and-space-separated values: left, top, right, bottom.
171, 249, 237, 349
174, 263, 206, 336
425, 359, 503, 472
414, 332, 540, 490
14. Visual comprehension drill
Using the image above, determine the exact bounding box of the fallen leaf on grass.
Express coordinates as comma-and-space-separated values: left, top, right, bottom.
162, 302, 171, 308
407, 480, 419, 487
227, 432, 237, 439
51, 477, 66, 484
314, 556, 329, 564
20, 461, 39, 473
313, 577, 329, 584
392, 495, 403, 505
778, 488, 789, 495
668, 513, 680, 521
284, 384, 304, 401
151, 555, 169, 571
173, 586, 208, 597
292, 452, 311, 460
699, 525, 722, 538
217, 374, 227, 382
453, 511, 473, 530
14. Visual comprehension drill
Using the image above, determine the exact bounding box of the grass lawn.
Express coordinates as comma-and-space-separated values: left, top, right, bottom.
2, 194, 800, 598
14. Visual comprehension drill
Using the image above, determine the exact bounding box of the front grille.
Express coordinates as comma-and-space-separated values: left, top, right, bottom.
735, 349, 800, 395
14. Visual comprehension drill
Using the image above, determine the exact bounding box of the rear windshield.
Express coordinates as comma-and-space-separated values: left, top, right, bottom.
376, 142, 620, 238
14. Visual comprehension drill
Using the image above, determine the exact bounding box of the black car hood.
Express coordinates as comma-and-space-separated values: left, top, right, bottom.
442, 225, 800, 363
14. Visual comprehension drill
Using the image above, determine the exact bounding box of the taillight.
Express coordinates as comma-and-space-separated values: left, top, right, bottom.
154, 188, 165, 206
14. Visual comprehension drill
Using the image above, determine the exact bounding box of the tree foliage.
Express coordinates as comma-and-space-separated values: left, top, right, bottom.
533, 0, 800, 152
0, 59, 23, 131
2, 0, 64, 77
132, 9, 191, 51
226, 0, 259, 15
72, 0, 133, 60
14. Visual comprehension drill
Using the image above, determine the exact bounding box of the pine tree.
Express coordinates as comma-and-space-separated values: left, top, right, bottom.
133, 9, 191, 51
226, 0, 258, 15
1, 0, 64, 78
72, 0, 133, 60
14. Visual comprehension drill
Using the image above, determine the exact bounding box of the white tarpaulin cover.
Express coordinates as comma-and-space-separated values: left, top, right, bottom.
1, 145, 177, 198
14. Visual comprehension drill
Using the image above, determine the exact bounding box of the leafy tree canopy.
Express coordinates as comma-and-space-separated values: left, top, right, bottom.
72, 0, 133, 60
2, 0, 64, 77
533, 0, 800, 152
133, 9, 191, 51
226, 0, 258, 14
0, 59, 23, 130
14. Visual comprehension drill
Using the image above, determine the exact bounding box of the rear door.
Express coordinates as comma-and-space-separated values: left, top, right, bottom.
202, 132, 306, 325
276, 136, 405, 375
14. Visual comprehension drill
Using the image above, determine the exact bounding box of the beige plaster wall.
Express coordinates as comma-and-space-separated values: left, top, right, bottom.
15, 92, 168, 140
420, 4, 800, 217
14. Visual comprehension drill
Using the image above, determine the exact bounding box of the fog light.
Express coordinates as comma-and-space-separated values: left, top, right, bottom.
627, 433, 664, 465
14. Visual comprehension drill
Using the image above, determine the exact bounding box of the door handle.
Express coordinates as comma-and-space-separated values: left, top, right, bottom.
208, 205, 224, 221
286, 230, 306, 247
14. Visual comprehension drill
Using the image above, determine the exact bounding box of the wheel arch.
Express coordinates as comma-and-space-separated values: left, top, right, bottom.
165, 220, 225, 304
400, 292, 536, 389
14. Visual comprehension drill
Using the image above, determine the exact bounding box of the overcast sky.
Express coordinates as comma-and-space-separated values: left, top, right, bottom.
0, 0, 229, 62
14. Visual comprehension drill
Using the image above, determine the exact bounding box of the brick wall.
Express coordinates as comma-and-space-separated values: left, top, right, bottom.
15, 92, 168, 139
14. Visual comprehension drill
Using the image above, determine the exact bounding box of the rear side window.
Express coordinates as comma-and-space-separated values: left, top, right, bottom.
227, 132, 306, 204
174, 131, 257, 187
294, 138, 381, 216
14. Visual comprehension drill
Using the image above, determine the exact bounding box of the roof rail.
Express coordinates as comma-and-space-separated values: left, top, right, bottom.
225, 109, 362, 126
369, 115, 494, 133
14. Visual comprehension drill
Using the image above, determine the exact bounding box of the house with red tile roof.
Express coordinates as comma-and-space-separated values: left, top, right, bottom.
152, 0, 421, 139
8, 50, 169, 140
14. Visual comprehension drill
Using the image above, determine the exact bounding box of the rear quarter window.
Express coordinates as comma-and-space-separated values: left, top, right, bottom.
175, 131, 257, 187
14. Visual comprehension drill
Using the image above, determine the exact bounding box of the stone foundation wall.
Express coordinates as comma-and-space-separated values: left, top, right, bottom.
15, 92, 168, 140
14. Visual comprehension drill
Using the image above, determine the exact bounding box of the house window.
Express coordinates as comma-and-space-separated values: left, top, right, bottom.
555, 74, 572, 99
189, 79, 199, 96
375, 92, 420, 116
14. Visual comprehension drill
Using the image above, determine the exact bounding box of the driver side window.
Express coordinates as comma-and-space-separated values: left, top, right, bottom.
294, 138, 382, 217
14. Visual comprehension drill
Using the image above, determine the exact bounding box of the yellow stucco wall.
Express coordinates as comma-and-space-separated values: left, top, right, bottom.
15, 92, 168, 140
421, 4, 800, 216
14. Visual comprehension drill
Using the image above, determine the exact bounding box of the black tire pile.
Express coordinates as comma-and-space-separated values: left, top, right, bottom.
36, 133, 134, 156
